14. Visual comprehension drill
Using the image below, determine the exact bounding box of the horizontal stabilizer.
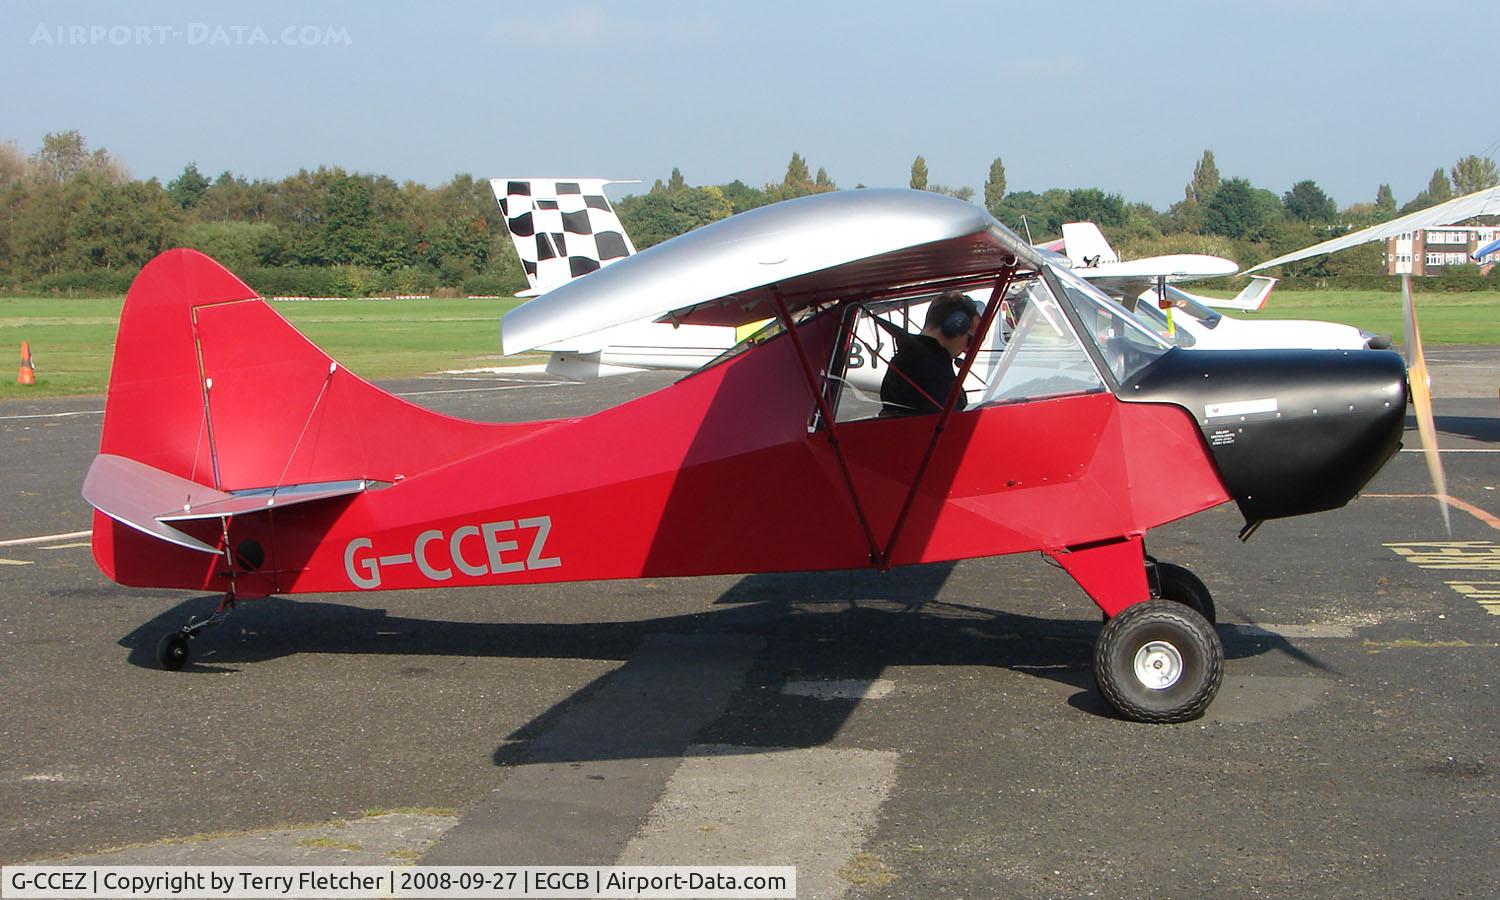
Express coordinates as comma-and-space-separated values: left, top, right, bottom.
84, 454, 372, 552
1191, 275, 1277, 312
83, 454, 227, 554
157, 479, 371, 521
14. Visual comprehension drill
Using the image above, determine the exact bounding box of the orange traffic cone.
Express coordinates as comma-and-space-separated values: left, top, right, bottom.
17, 341, 35, 386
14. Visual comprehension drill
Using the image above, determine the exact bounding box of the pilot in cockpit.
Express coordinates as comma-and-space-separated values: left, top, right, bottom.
878, 292, 981, 416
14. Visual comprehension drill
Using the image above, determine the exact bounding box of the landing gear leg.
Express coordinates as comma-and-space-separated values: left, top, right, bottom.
157, 594, 236, 670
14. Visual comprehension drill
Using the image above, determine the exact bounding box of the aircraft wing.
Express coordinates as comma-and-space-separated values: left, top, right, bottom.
1245, 185, 1500, 274
1474, 236, 1500, 261
501, 189, 1043, 356
1076, 254, 1239, 304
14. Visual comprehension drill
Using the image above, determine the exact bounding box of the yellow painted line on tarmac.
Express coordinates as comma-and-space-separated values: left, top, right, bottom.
1446, 581, 1500, 616
1365, 494, 1500, 531
1384, 540, 1500, 616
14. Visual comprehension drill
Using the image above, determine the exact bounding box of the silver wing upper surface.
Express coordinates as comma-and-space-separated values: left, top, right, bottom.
500, 189, 1042, 355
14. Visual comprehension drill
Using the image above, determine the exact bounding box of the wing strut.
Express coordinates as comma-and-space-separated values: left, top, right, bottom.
770, 289, 884, 566
881, 265, 1017, 567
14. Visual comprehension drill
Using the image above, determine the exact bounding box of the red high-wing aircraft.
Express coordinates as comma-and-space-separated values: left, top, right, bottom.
84, 189, 1416, 723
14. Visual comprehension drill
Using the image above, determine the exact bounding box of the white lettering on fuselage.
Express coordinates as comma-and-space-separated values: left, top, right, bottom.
344, 516, 560, 589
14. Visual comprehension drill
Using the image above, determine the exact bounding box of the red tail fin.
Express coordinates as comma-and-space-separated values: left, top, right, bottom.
92, 249, 547, 591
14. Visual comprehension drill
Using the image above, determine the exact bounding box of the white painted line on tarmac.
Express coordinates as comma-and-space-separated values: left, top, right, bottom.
0, 409, 103, 421
1398, 448, 1500, 453
0, 530, 91, 549
1231, 624, 1357, 640
40, 542, 91, 550
439, 365, 551, 375
782, 678, 896, 700
0, 558, 35, 566
618, 744, 900, 900
393, 382, 572, 398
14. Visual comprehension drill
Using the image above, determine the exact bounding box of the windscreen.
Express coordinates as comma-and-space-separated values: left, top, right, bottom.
1047, 264, 1173, 385
975, 274, 1108, 405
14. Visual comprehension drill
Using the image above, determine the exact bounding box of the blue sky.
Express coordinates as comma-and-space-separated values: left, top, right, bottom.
5, 0, 1497, 209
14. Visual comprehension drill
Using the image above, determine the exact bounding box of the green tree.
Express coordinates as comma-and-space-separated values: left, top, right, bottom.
167, 162, 211, 209
909, 155, 928, 191
815, 167, 834, 190
767, 152, 824, 201
0, 141, 27, 189
667, 167, 686, 192
197, 171, 272, 223
1187, 150, 1220, 203
1374, 184, 1396, 221
927, 184, 974, 202
180, 221, 277, 271
983, 157, 1006, 216
28, 131, 127, 184
617, 186, 733, 248
1427, 167, 1453, 204
991, 189, 1070, 238
1064, 188, 1126, 228
1282, 180, 1336, 222
1202, 177, 1281, 240
783, 153, 810, 189
717, 180, 771, 213
1450, 155, 1499, 195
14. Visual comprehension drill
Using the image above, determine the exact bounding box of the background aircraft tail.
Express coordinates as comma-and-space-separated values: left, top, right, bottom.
1189, 275, 1278, 311
491, 178, 639, 297
1060, 222, 1119, 266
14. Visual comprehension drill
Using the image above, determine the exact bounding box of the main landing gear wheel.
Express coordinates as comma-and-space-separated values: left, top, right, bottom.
1093, 599, 1222, 723
1153, 561, 1216, 624
157, 631, 191, 670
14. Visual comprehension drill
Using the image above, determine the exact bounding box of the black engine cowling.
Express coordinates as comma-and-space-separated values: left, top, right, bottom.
1122, 349, 1407, 522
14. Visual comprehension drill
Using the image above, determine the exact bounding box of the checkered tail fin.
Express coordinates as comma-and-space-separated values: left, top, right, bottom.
490, 178, 640, 297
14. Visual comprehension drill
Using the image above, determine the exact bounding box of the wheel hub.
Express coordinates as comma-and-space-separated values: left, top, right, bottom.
1132, 640, 1183, 690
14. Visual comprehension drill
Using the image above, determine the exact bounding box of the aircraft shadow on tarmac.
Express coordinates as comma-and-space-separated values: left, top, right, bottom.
1433, 414, 1499, 442
118, 562, 1324, 751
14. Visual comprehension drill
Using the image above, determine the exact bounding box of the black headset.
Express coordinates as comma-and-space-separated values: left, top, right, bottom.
939, 299, 981, 338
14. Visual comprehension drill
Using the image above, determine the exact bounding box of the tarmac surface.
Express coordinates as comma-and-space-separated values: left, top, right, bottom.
1, 348, 1496, 898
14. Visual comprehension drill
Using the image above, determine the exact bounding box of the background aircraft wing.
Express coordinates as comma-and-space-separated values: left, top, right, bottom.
1245, 185, 1500, 274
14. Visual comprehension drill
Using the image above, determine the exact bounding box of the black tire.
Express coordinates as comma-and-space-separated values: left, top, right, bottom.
157, 632, 190, 671
1154, 562, 1216, 624
1093, 600, 1222, 723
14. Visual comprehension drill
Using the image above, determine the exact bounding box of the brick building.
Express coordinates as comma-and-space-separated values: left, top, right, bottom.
1383, 225, 1500, 274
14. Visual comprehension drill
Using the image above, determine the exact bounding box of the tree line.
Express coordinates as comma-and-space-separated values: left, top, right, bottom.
2, 132, 1497, 297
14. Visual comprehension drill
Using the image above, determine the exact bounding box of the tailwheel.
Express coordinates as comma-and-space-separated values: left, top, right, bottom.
1093, 599, 1222, 723
156, 594, 237, 671
1151, 561, 1216, 624
157, 631, 191, 670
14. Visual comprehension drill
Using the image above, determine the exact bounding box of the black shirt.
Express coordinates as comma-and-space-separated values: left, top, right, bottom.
879, 332, 967, 416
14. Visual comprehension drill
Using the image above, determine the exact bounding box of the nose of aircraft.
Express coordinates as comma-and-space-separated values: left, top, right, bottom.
1124, 348, 1409, 523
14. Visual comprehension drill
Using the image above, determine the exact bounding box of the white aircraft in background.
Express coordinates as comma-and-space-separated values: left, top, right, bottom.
1047, 221, 1383, 350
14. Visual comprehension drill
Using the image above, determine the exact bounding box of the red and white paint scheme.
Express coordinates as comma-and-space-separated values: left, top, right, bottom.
85, 189, 1412, 723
